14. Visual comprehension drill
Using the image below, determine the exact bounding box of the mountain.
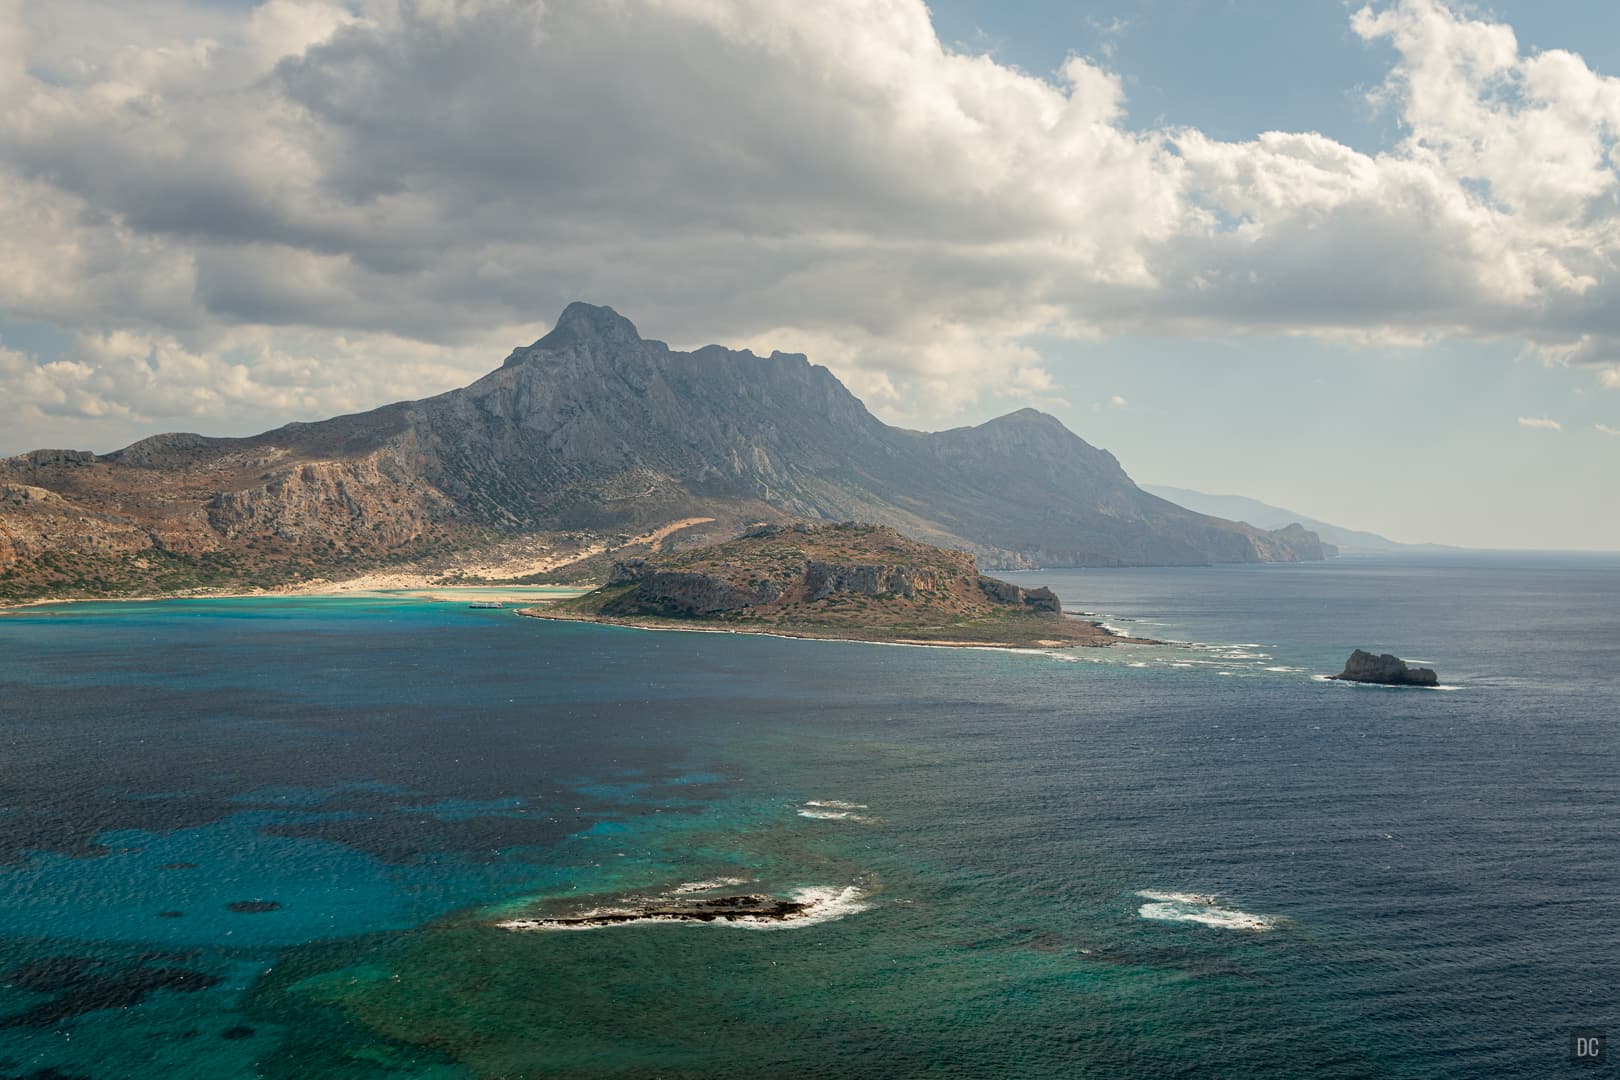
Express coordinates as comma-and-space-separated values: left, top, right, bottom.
1142, 484, 1459, 554
0, 303, 1326, 602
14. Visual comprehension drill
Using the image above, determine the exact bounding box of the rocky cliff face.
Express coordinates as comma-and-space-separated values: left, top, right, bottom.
597, 523, 1064, 625
0, 303, 1326, 601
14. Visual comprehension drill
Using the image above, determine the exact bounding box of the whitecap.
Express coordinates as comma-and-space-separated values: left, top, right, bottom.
798, 808, 875, 823
1135, 889, 1278, 932
800, 799, 875, 823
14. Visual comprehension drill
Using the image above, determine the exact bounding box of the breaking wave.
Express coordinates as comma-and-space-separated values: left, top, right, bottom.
1135, 890, 1280, 932
799, 799, 875, 823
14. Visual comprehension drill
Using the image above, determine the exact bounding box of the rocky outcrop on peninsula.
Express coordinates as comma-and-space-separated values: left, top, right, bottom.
1331, 649, 1439, 686
1, 302, 1328, 604
522, 522, 1157, 649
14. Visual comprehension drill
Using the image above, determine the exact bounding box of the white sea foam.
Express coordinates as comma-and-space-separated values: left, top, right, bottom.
732, 885, 870, 931
1320, 675, 1461, 691
1135, 890, 1279, 932
670, 877, 751, 895
800, 800, 875, 823
797, 808, 875, 822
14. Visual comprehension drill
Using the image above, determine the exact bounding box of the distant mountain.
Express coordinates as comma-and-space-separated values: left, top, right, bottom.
0, 304, 1327, 602
1142, 485, 1458, 554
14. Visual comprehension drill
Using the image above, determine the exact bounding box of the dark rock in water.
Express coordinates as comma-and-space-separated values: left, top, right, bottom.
1331, 649, 1438, 686
220, 1026, 256, 1041
496, 883, 865, 931
530, 893, 810, 928
226, 900, 282, 913
156, 910, 185, 919
160, 862, 198, 870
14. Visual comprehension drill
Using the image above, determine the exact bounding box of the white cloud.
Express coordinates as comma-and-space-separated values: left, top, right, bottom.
5, 0, 1620, 446
1518, 416, 1563, 431
1597, 423, 1620, 436
1109, 394, 1128, 409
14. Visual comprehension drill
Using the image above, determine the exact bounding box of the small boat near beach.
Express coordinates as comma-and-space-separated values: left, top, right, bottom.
468, 601, 505, 609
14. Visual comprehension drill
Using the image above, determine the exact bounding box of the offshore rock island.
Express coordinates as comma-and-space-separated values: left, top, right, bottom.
1330, 649, 1440, 687
517, 522, 1158, 649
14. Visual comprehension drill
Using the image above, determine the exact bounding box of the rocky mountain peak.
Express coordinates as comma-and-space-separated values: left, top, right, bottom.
505, 302, 646, 367
542, 301, 643, 345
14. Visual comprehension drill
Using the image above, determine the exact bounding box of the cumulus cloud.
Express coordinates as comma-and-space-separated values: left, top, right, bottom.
1518, 416, 1563, 431
4, 0, 1620, 450
1597, 423, 1620, 436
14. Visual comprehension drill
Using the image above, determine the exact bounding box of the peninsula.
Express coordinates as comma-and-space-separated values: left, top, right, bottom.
515, 522, 1157, 649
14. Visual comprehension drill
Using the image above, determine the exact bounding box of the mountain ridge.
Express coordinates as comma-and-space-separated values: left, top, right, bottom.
0, 303, 1326, 602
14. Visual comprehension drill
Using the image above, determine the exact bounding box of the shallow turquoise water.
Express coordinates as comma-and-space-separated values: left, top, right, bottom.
1, 555, 1616, 1077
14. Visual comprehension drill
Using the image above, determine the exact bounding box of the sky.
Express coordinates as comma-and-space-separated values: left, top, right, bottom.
1, 0, 1617, 550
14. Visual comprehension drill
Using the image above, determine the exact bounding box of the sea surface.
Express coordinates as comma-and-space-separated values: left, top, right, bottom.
0, 552, 1616, 1078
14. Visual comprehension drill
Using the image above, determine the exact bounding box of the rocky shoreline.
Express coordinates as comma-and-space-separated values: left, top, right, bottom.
513, 605, 1155, 649
495, 884, 869, 931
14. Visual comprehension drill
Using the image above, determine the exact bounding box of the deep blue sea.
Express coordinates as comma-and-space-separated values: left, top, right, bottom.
1, 552, 1616, 1078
